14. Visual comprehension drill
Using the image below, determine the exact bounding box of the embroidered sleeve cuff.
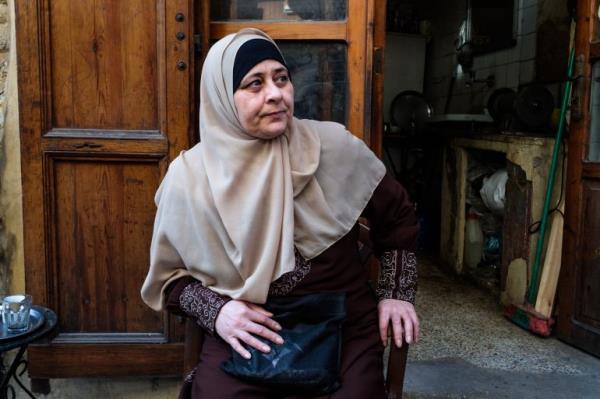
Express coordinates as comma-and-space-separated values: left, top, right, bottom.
268, 250, 312, 296
376, 249, 418, 304
179, 281, 231, 335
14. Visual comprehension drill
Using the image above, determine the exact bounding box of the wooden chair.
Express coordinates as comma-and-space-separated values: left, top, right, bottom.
183, 222, 409, 398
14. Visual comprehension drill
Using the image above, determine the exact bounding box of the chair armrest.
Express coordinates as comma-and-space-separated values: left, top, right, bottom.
386, 340, 409, 399
183, 318, 204, 376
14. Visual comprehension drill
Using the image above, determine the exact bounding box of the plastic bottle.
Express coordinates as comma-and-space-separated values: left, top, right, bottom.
464, 211, 484, 269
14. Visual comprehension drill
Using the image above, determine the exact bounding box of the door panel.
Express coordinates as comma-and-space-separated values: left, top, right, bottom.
17, 0, 192, 377
578, 181, 600, 328
28, 344, 183, 378
557, 0, 600, 356
49, 0, 159, 130
52, 158, 162, 334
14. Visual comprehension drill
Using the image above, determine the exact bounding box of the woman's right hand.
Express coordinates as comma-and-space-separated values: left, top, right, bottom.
215, 300, 284, 359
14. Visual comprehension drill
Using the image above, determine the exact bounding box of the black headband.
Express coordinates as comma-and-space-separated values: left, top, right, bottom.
233, 39, 289, 92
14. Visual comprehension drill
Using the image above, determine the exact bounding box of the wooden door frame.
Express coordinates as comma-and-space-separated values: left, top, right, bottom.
557, 0, 600, 355
15, 0, 195, 378
203, 0, 380, 147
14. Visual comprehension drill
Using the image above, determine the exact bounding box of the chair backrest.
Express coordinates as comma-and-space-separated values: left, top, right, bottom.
183, 222, 409, 398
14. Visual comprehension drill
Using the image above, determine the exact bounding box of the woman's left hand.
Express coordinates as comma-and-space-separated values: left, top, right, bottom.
377, 299, 420, 348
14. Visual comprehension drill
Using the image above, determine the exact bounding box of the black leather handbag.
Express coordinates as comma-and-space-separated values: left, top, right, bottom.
221, 292, 346, 395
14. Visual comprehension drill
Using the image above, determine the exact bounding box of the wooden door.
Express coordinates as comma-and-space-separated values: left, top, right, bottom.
557, 0, 600, 356
16, 0, 384, 380
16, 0, 195, 377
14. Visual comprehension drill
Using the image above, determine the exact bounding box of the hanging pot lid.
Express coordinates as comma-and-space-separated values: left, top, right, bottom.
514, 84, 554, 128
487, 87, 516, 124
389, 90, 432, 135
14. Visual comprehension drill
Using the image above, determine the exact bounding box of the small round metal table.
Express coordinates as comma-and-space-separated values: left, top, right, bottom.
0, 306, 58, 399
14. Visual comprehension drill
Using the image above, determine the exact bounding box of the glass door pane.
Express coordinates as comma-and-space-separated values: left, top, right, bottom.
279, 42, 347, 123
211, 0, 347, 21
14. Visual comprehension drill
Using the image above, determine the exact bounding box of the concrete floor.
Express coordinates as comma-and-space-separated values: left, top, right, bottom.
6, 256, 600, 398
403, 256, 600, 399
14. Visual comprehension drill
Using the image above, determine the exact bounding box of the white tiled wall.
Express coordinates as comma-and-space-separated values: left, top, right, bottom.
423, 0, 538, 114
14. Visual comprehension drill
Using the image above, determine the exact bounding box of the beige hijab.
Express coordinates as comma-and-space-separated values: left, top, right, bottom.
141, 29, 386, 310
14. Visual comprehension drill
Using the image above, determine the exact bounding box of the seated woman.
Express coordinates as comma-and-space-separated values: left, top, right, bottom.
141, 28, 419, 399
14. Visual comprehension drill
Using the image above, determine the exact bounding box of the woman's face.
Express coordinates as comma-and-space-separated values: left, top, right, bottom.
234, 59, 294, 139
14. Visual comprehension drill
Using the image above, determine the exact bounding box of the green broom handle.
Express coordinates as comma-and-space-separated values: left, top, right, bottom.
527, 48, 575, 305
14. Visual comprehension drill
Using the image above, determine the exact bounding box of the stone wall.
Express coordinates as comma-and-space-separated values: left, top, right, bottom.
0, 0, 19, 297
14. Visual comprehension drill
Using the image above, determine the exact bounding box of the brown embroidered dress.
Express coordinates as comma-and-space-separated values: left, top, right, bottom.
165, 174, 418, 398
